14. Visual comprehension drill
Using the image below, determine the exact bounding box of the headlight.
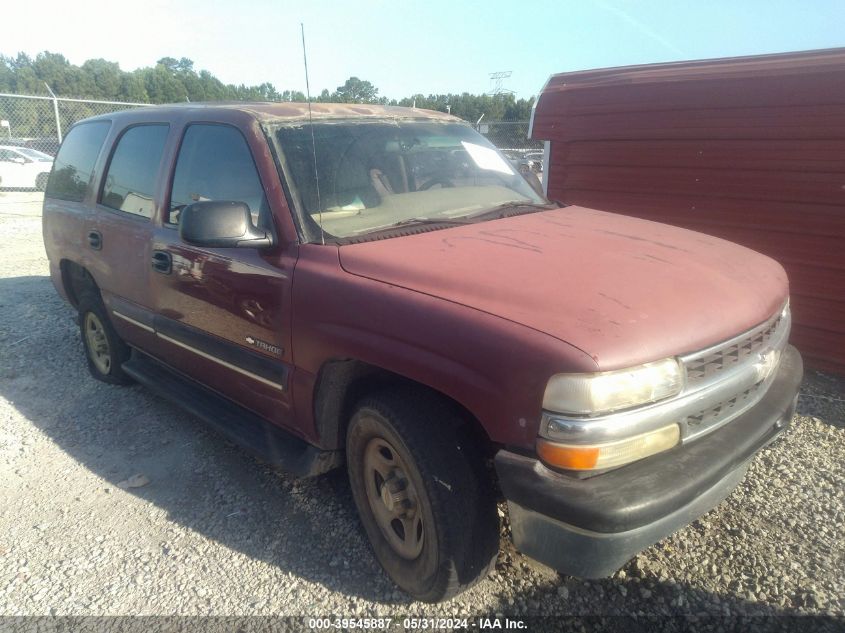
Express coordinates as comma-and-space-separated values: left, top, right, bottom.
543, 357, 684, 415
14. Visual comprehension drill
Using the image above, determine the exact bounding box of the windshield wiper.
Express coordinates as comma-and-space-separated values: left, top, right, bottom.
389, 216, 474, 228
352, 204, 556, 239
386, 203, 555, 230
466, 201, 557, 221
349, 216, 473, 237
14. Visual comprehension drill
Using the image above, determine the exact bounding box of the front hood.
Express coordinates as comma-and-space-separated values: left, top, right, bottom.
338, 207, 788, 369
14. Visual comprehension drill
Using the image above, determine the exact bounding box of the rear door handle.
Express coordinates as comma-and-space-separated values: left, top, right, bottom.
87, 230, 102, 250
151, 250, 172, 274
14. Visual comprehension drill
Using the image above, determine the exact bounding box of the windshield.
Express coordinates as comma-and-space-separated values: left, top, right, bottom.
268, 119, 547, 240
16, 147, 53, 161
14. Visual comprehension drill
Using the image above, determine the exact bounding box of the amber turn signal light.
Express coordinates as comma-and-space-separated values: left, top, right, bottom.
536, 424, 680, 471
536, 439, 600, 470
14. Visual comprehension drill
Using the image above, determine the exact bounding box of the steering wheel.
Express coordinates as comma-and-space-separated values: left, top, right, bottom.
418, 177, 455, 191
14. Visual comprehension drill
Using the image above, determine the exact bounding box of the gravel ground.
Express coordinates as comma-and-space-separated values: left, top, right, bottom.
0, 190, 843, 620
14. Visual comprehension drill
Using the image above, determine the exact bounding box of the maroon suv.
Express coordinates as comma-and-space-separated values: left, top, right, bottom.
42, 103, 802, 602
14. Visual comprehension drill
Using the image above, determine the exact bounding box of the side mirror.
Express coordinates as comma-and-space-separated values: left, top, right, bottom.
179, 200, 274, 249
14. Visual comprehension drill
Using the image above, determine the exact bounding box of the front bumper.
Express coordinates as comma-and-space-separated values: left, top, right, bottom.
495, 344, 803, 578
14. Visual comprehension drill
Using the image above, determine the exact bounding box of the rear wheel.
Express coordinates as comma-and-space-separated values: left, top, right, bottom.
35, 173, 49, 191
78, 293, 132, 385
346, 390, 499, 602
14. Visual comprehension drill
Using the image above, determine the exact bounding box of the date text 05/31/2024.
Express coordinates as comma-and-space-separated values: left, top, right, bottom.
307, 617, 528, 630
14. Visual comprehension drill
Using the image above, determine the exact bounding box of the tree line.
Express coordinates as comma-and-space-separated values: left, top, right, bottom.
0, 52, 535, 123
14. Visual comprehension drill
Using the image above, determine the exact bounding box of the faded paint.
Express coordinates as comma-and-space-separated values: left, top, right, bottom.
533, 48, 845, 374
85, 101, 460, 125
338, 206, 787, 371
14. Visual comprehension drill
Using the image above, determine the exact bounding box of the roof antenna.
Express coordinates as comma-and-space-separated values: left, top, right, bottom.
301, 22, 325, 245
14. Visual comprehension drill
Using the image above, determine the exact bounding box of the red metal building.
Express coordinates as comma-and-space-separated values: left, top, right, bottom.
531, 48, 845, 374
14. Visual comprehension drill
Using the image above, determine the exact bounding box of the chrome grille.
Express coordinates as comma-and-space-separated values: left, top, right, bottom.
685, 381, 765, 440
677, 303, 791, 442
685, 313, 784, 385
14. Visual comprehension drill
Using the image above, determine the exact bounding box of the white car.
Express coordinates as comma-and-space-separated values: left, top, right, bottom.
0, 145, 54, 190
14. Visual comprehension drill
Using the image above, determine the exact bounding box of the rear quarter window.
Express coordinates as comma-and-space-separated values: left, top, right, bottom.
45, 121, 111, 203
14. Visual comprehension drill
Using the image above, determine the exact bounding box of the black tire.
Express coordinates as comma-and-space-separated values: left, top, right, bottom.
77, 293, 132, 385
346, 389, 499, 602
35, 173, 49, 191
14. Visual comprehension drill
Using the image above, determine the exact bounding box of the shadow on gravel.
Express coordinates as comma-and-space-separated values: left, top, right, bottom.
798, 371, 845, 429
0, 275, 397, 604
1, 275, 842, 618
481, 567, 834, 623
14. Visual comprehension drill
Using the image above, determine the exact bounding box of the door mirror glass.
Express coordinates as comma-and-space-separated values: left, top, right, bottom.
179, 200, 274, 249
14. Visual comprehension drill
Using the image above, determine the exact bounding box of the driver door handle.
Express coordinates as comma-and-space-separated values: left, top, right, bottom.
151, 250, 172, 274
87, 230, 102, 250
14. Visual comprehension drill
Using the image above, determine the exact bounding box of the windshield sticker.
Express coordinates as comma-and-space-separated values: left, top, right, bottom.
461, 141, 513, 175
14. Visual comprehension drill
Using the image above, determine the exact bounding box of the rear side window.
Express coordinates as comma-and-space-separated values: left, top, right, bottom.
45, 121, 110, 202
168, 124, 268, 227
101, 124, 169, 218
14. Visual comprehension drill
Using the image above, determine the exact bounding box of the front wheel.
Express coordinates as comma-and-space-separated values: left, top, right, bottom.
346, 390, 499, 602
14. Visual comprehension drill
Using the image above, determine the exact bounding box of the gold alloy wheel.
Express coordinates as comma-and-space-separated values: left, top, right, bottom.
84, 312, 112, 375
363, 437, 425, 560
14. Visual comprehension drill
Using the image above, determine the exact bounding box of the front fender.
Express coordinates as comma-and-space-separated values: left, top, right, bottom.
290, 246, 597, 449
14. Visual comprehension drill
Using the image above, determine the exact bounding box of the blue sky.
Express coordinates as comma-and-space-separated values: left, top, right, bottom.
4, 0, 845, 99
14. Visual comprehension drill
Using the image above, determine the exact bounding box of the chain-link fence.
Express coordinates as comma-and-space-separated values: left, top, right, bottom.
477, 120, 538, 152
1, 93, 542, 177
477, 120, 544, 174
0, 93, 150, 156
